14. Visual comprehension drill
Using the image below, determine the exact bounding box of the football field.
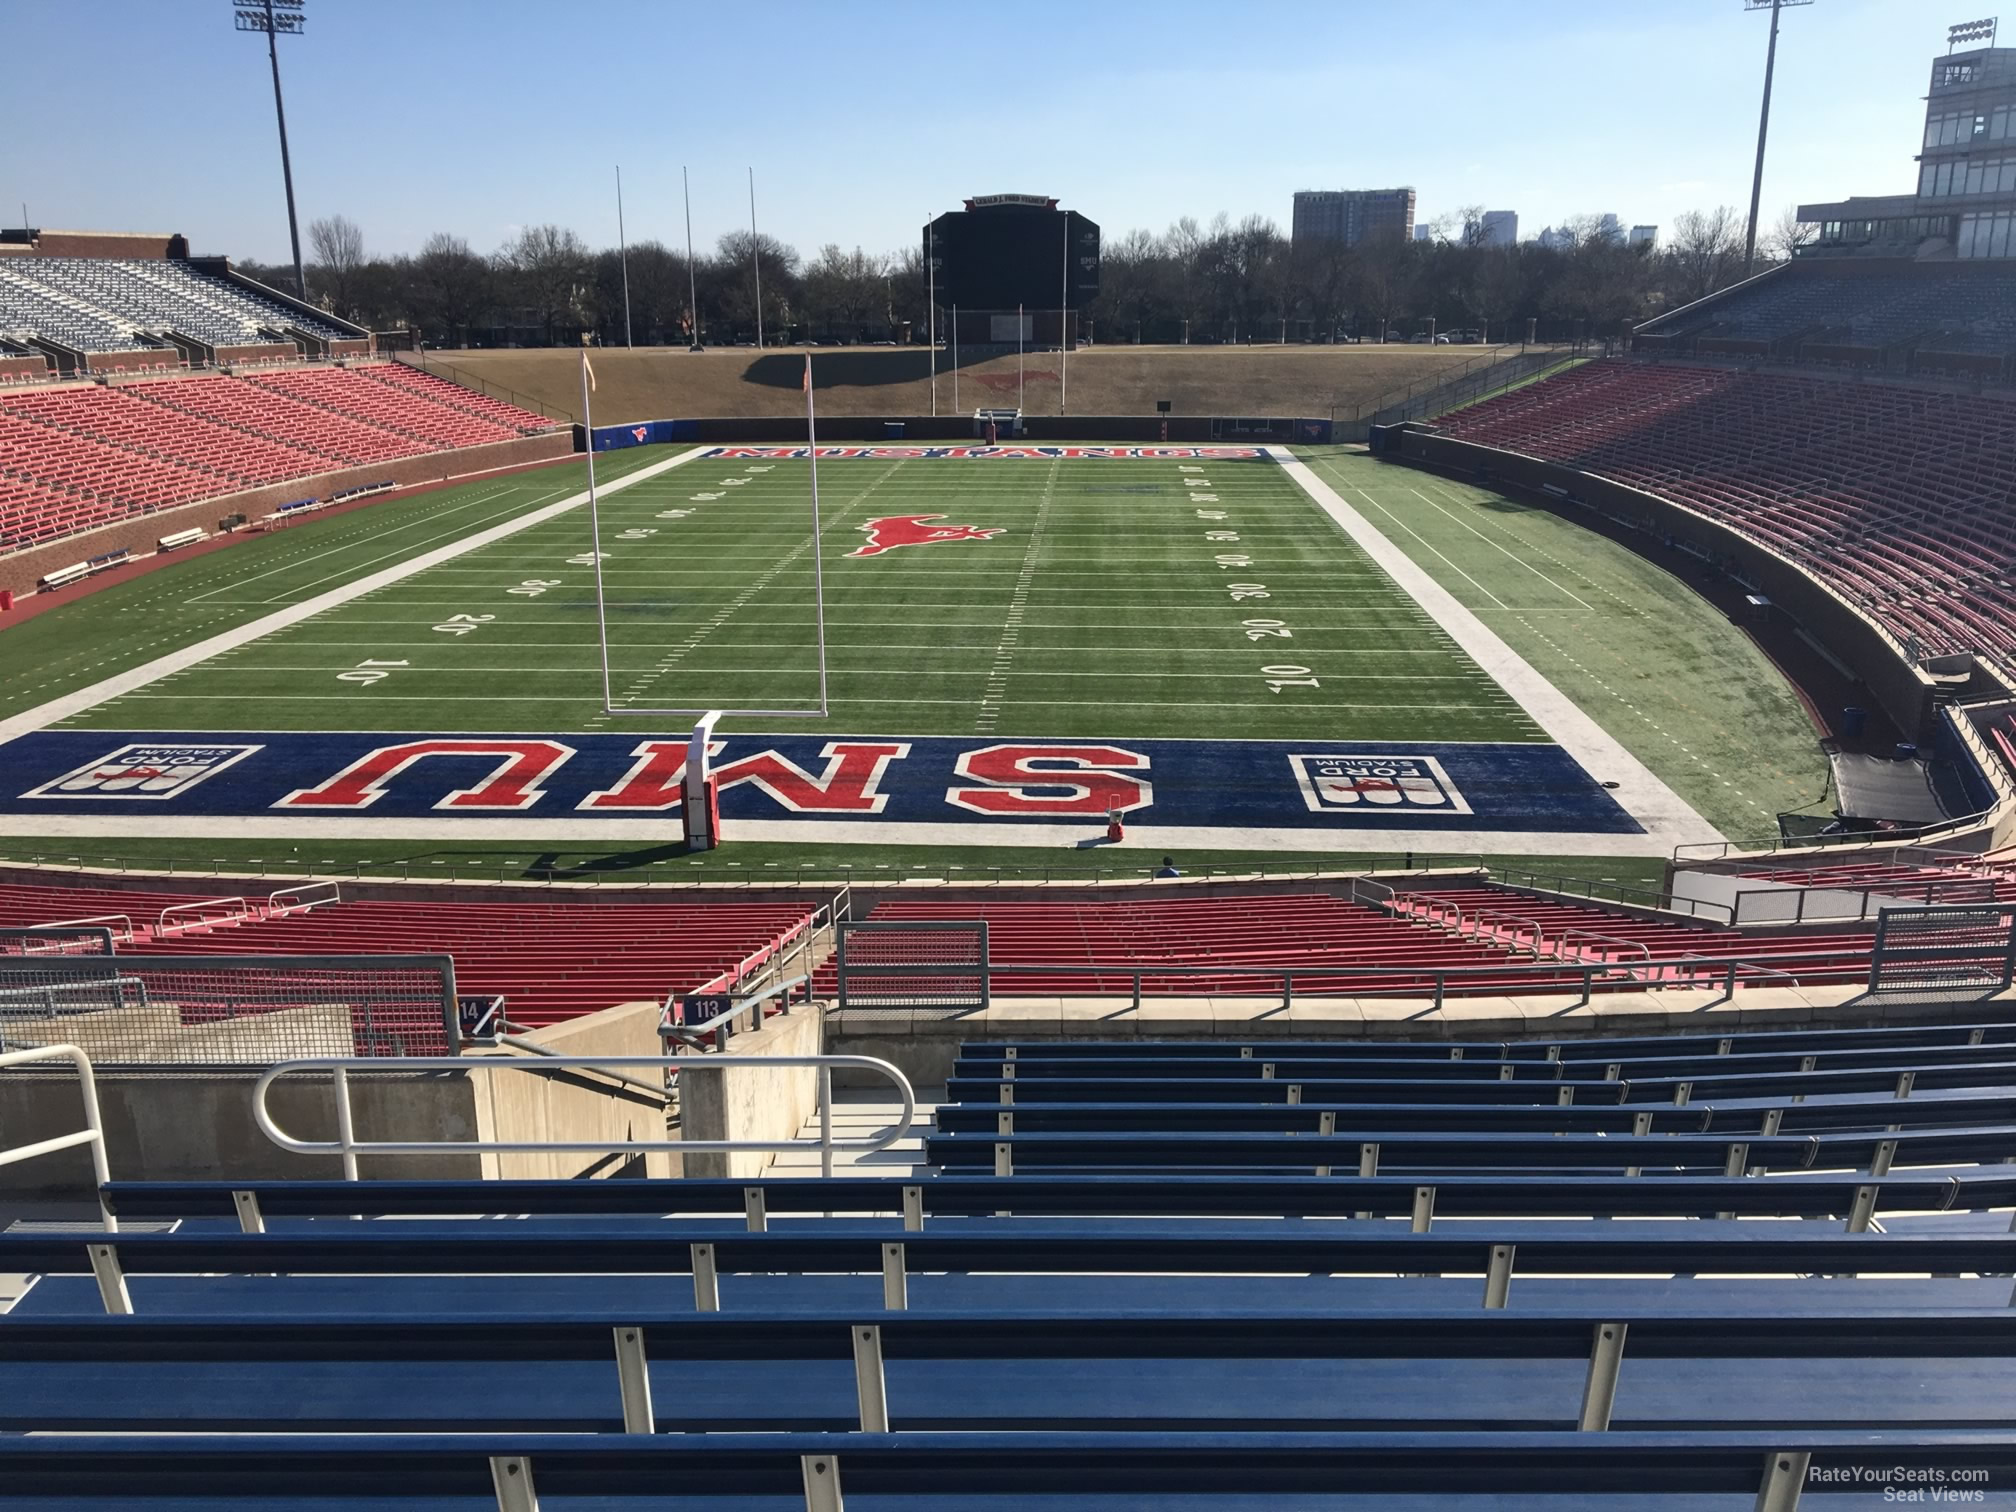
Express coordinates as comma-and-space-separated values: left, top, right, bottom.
47, 448, 1538, 743
0, 444, 1720, 856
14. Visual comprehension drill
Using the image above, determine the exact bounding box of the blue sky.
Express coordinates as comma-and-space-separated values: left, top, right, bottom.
5, 0, 1945, 263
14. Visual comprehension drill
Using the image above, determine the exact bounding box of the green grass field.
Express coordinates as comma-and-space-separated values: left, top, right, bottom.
0, 443, 1827, 883
36, 449, 1536, 745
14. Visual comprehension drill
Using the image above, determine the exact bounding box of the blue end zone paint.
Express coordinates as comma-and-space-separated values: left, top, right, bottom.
0, 732, 1640, 835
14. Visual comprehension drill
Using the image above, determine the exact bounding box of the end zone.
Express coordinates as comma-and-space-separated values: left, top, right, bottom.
0, 729, 1685, 855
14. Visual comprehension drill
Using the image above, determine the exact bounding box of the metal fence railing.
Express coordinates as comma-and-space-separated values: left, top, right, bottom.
834, 920, 990, 1019
0, 926, 117, 957
0, 954, 458, 1067
828, 915, 2016, 1014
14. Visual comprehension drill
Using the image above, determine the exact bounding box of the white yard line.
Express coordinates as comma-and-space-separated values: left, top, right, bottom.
0, 448, 712, 746
1404, 487, 1598, 611
1266, 447, 1722, 851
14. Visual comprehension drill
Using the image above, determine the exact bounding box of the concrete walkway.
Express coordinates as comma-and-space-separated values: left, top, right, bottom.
767, 1088, 937, 1181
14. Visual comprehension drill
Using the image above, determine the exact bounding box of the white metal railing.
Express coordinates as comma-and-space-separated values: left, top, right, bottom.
155, 895, 252, 936
266, 880, 341, 917
0, 1043, 115, 1232
38, 913, 135, 945
253, 1054, 916, 1180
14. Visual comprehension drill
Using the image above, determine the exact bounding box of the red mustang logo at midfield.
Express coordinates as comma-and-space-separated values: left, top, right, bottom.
847, 514, 1005, 558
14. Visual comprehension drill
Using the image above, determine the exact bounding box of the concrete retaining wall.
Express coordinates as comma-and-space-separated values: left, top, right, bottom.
470, 999, 675, 1180
677, 1007, 824, 1180
0, 998, 672, 1196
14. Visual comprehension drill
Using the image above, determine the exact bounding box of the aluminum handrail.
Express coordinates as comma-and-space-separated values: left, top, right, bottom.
253, 1054, 916, 1180
35, 913, 135, 943
1464, 911, 1548, 957
1556, 930, 1654, 963
155, 895, 251, 936
0, 1044, 114, 1232
266, 880, 341, 916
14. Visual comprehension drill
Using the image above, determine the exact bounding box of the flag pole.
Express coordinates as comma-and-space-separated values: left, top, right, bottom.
683, 166, 702, 351
1017, 302, 1024, 412
748, 167, 763, 350
616, 165, 632, 348
581, 341, 614, 713
927, 220, 937, 417
805, 355, 829, 716
1060, 215, 1070, 415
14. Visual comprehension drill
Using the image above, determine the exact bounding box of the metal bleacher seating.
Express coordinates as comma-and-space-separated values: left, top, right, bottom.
0, 362, 560, 556
1430, 358, 2016, 658
5, 998, 2016, 1508
0, 881, 814, 1028
0, 256, 351, 350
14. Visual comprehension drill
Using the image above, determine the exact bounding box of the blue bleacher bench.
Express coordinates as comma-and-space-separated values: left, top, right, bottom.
0, 1429, 2011, 1507
99, 1169, 2016, 1225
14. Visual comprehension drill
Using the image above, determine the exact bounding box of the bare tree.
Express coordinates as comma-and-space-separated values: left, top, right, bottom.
1667, 206, 1746, 304
502, 224, 591, 345
410, 233, 490, 346
1765, 204, 1817, 264
307, 214, 365, 317
802, 244, 887, 339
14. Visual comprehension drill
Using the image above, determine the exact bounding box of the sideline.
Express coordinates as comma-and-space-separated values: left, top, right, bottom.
0, 447, 710, 745
1268, 446, 1722, 852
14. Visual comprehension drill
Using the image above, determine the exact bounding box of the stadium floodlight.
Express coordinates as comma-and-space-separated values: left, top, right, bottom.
1742, 0, 1816, 280
683, 167, 702, 352
1949, 17, 1998, 50
615, 166, 632, 349
231, 0, 309, 302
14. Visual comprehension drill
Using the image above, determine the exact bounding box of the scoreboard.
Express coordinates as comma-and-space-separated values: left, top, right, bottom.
926, 195, 1100, 311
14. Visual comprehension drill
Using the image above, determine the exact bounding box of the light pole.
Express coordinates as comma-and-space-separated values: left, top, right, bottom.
232, 0, 308, 300
616, 165, 632, 348
748, 168, 763, 349
683, 166, 702, 352
1742, 0, 1815, 278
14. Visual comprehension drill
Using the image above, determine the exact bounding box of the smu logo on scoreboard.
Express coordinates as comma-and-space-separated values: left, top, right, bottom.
20, 743, 264, 801
1289, 753, 1472, 815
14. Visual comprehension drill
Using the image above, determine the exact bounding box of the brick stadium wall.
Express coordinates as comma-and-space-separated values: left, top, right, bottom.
330, 339, 372, 357
2, 232, 180, 258
84, 349, 178, 375
216, 343, 300, 365
1, 430, 575, 599
1393, 431, 1940, 739
0, 356, 49, 381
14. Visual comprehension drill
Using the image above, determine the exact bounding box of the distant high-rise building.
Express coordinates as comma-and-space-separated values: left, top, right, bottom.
1291, 188, 1417, 247
1534, 224, 1578, 252
1799, 28, 2016, 259
1629, 224, 1658, 248
1595, 213, 1625, 243
1480, 210, 1518, 247
1413, 224, 1434, 242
